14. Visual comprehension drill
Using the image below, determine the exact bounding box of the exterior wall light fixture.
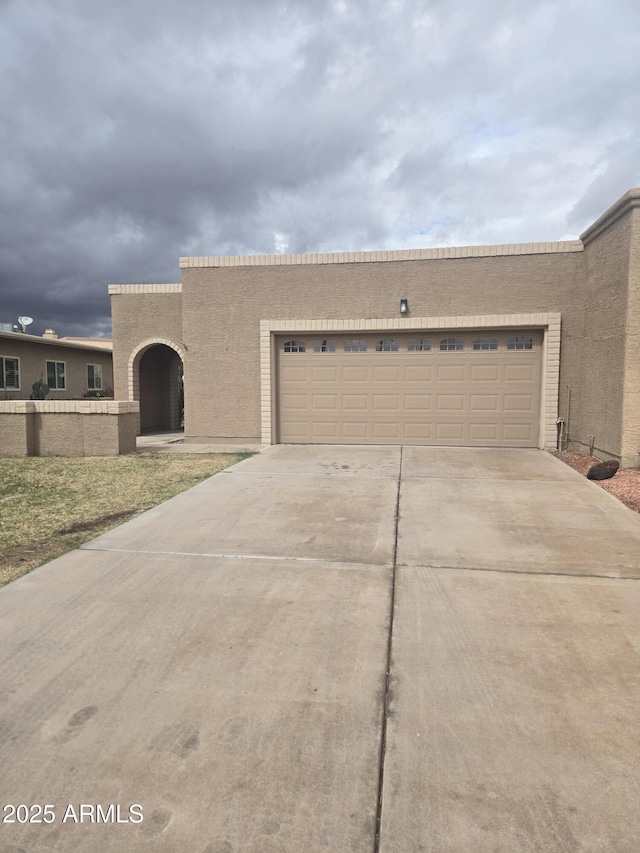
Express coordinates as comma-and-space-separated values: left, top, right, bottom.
400, 299, 408, 314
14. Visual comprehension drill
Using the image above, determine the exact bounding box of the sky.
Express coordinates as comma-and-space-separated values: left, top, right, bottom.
1, 0, 639, 338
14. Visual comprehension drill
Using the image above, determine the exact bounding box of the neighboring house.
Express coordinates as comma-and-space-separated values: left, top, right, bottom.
0, 331, 113, 400
109, 188, 640, 467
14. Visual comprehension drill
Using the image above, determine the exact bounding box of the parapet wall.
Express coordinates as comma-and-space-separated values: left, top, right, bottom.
0, 401, 140, 457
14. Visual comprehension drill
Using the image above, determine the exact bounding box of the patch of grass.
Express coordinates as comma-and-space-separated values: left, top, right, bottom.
0, 452, 253, 586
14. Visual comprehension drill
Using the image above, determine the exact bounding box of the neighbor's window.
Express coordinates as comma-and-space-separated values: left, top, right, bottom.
440, 337, 464, 351
507, 335, 533, 351
313, 339, 337, 353
283, 340, 306, 353
87, 364, 103, 390
407, 338, 431, 352
0, 356, 20, 390
344, 339, 367, 352
473, 337, 498, 351
375, 338, 399, 352
46, 360, 66, 389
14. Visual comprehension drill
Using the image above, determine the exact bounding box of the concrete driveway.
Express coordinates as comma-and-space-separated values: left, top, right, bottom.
1, 446, 639, 852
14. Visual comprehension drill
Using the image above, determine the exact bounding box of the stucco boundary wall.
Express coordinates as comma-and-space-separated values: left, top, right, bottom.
0, 401, 140, 457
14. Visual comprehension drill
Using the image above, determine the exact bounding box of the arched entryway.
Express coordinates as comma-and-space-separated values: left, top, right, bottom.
130, 341, 184, 433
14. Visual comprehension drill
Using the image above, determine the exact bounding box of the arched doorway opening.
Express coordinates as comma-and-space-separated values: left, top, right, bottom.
135, 344, 184, 432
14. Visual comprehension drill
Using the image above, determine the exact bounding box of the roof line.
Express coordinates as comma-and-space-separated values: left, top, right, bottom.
580, 188, 640, 245
108, 283, 182, 294
179, 240, 584, 269
0, 331, 112, 352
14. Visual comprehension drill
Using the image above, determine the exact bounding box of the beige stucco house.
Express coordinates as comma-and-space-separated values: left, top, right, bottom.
0, 331, 113, 401
110, 188, 640, 467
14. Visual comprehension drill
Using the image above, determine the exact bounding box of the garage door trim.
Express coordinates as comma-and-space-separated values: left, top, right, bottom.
260, 313, 561, 448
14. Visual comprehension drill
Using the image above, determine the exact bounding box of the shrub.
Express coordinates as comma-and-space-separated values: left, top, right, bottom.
83, 385, 114, 399
30, 375, 50, 400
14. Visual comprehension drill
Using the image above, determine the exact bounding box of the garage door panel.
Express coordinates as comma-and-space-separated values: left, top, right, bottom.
503, 423, 536, 442
469, 423, 500, 441
405, 365, 433, 382
343, 394, 368, 410
278, 331, 541, 447
281, 394, 308, 410
281, 365, 308, 382
281, 420, 309, 440
373, 366, 401, 382
435, 423, 466, 441
342, 366, 369, 383
372, 422, 402, 440
470, 364, 501, 382
436, 365, 466, 382
311, 422, 339, 439
373, 394, 401, 411
436, 394, 466, 412
342, 422, 370, 439
311, 394, 338, 410
504, 394, 536, 412
405, 394, 432, 411
470, 394, 499, 412
311, 366, 339, 382
505, 364, 537, 382
404, 423, 433, 440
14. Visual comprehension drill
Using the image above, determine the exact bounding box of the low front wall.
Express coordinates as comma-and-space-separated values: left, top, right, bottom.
0, 401, 140, 457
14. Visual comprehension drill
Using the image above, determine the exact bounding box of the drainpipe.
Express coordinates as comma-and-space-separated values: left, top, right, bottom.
564, 385, 571, 451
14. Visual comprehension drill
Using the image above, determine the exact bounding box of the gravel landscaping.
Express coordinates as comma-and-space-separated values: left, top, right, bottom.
553, 450, 640, 515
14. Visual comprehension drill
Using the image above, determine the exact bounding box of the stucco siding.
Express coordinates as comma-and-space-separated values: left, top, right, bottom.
109, 289, 183, 401
0, 337, 113, 401
621, 206, 640, 467
569, 213, 632, 459
0, 411, 33, 456
107, 190, 640, 462
0, 401, 139, 457
182, 253, 582, 442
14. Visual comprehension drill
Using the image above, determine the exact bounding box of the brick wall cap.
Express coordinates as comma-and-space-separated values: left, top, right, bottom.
580, 188, 640, 245
178, 242, 583, 269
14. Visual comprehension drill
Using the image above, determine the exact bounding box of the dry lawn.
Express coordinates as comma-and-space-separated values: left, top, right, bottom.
553, 450, 640, 515
0, 452, 252, 586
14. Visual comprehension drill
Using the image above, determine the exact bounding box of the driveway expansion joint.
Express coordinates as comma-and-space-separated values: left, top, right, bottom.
396, 562, 640, 580
79, 545, 394, 569
374, 446, 403, 852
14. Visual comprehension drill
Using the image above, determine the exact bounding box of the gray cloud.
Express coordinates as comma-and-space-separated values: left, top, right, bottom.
1, 0, 639, 335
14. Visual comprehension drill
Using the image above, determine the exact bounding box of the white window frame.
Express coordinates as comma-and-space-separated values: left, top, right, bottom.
507, 335, 534, 351
344, 339, 367, 352
473, 336, 498, 351
87, 363, 103, 390
46, 360, 66, 390
440, 337, 464, 351
313, 339, 337, 353
375, 338, 399, 352
0, 356, 20, 390
407, 338, 431, 352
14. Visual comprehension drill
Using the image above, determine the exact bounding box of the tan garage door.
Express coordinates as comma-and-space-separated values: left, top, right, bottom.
277, 331, 543, 446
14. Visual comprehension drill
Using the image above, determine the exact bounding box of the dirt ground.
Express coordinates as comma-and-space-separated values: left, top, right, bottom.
552, 450, 640, 515
0, 452, 251, 587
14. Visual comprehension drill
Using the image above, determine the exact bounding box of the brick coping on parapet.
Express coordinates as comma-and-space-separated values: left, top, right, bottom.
0, 401, 140, 414
109, 189, 640, 277
108, 283, 182, 294
178, 240, 584, 269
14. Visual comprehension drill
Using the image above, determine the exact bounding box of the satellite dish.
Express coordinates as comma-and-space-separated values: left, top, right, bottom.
17, 316, 33, 333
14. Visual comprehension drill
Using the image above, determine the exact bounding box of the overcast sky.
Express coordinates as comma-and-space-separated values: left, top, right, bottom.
1, 0, 639, 337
